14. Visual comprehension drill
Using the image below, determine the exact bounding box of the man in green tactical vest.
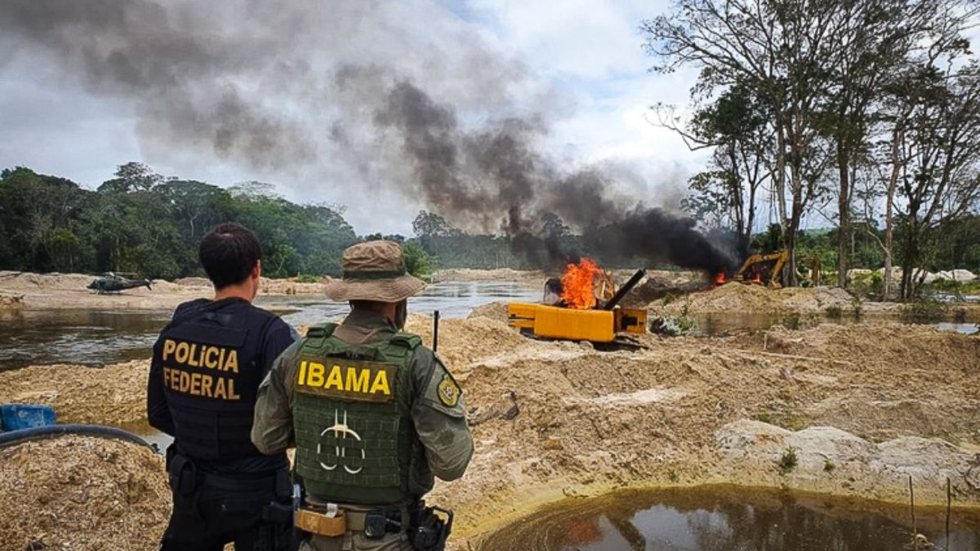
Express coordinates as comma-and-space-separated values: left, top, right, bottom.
251, 240, 474, 551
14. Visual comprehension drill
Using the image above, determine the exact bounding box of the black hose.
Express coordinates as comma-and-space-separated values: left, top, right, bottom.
0, 424, 154, 450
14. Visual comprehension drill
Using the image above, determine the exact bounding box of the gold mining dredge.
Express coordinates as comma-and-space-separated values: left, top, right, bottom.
507, 260, 648, 345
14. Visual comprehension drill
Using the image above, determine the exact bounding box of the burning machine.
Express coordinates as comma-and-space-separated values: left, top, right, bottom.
508, 266, 648, 343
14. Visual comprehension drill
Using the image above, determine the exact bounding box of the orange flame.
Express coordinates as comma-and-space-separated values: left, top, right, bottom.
714, 272, 727, 286
560, 258, 601, 309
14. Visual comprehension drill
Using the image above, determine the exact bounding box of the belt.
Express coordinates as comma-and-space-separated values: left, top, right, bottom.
299, 502, 411, 536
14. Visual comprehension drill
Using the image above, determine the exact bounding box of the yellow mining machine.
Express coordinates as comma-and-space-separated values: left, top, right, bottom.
507, 269, 648, 344
734, 250, 821, 288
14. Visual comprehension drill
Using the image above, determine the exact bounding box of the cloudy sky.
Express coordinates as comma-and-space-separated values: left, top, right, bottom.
0, 0, 706, 235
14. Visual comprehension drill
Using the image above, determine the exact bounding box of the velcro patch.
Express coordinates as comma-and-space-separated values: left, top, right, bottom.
295, 358, 396, 403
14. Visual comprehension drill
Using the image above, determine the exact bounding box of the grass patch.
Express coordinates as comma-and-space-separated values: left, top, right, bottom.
824, 305, 843, 319
900, 299, 948, 323
294, 273, 319, 283
781, 314, 801, 330
823, 458, 836, 473
778, 448, 799, 474
851, 298, 863, 319
296, 274, 320, 283
752, 411, 807, 431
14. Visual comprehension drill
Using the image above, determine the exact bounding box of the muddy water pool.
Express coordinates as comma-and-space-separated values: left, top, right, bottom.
480, 485, 980, 551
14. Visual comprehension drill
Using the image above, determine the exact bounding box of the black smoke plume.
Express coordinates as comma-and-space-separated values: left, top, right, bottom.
1, 0, 736, 274
371, 80, 736, 273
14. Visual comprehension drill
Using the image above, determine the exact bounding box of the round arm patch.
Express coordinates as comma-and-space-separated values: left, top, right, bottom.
437, 374, 461, 407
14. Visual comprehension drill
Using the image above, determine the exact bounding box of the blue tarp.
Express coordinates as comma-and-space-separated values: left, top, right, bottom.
0, 404, 57, 432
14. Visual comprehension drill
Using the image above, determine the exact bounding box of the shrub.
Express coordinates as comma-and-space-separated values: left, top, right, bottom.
900, 299, 948, 323
779, 448, 799, 474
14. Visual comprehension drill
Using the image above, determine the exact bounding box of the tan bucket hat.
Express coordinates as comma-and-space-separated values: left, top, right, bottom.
325, 240, 426, 302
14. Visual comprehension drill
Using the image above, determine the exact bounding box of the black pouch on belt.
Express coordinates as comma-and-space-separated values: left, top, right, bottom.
167, 448, 198, 496
262, 471, 295, 526
363, 509, 403, 539
409, 502, 453, 551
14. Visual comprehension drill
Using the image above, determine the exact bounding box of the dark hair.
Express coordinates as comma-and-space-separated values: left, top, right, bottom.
199, 223, 261, 289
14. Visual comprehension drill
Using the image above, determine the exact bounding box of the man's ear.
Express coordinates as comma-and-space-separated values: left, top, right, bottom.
253, 260, 262, 280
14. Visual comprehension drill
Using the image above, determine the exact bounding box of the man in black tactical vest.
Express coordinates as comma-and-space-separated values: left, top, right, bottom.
148, 223, 298, 551
251, 240, 474, 551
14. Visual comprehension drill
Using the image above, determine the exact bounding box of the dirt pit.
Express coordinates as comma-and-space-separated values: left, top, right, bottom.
0, 435, 170, 551
1, 314, 977, 549
426, 318, 980, 547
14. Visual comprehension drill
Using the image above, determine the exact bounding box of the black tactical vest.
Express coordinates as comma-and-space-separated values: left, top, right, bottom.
153, 299, 276, 461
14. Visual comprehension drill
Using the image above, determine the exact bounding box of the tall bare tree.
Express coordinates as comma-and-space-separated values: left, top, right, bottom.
891, 60, 980, 297
644, 0, 852, 285
817, 0, 965, 287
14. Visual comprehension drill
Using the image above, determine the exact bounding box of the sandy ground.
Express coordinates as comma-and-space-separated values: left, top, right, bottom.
0, 436, 170, 551
2, 312, 977, 550
0, 271, 328, 310
0, 361, 150, 427
648, 281, 980, 321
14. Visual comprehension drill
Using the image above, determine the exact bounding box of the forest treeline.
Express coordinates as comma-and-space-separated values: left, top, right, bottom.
0, 164, 976, 287
0, 164, 359, 280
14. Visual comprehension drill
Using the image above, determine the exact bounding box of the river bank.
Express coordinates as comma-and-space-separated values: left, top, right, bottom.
0, 271, 330, 311
0, 313, 977, 550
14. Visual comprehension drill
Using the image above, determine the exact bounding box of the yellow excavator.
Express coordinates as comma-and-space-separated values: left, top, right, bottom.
734, 250, 821, 288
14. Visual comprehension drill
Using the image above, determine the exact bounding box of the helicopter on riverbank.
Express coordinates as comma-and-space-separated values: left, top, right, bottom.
86, 272, 152, 294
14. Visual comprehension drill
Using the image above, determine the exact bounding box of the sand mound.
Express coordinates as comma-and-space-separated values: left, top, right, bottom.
173, 277, 211, 287
779, 286, 856, 312
648, 283, 860, 315
149, 279, 180, 291
0, 292, 23, 309
405, 314, 529, 371
467, 301, 510, 324
937, 269, 978, 282
715, 421, 978, 500
260, 277, 326, 295
0, 435, 170, 551
0, 361, 149, 427
0, 272, 95, 291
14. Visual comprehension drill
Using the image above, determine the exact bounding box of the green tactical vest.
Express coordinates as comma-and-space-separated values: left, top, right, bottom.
290, 323, 434, 505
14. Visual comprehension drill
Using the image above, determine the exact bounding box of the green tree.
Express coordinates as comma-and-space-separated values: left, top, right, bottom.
402, 241, 433, 277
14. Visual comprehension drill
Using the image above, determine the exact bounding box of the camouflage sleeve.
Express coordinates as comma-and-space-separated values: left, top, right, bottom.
411, 347, 474, 481
251, 341, 300, 455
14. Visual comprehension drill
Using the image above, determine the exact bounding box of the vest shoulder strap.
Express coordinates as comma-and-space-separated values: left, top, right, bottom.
390, 332, 422, 349
305, 322, 338, 338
